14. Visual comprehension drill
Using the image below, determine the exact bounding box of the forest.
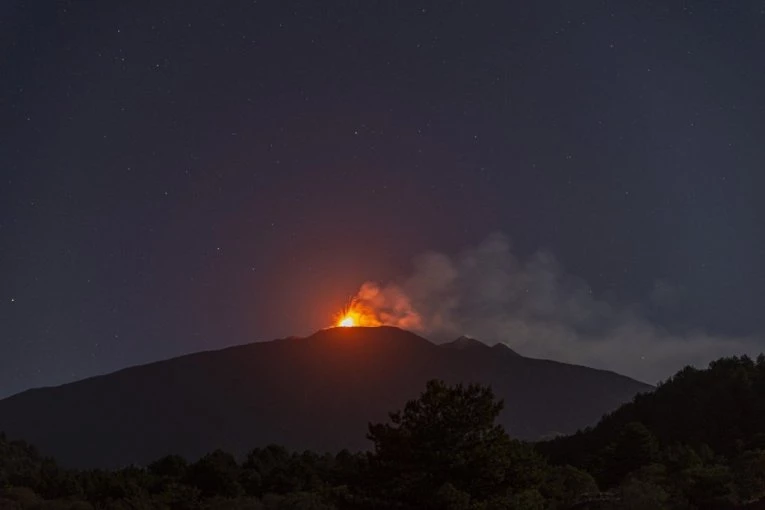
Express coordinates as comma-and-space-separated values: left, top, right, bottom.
2, 355, 765, 510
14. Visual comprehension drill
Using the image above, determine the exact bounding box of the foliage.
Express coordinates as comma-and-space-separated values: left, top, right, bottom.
366, 380, 546, 508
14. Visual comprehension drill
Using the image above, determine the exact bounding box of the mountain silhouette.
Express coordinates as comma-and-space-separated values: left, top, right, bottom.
442, 335, 522, 356
0, 326, 651, 468
441, 335, 490, 350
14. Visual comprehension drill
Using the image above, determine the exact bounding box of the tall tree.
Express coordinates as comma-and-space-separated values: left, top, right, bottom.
366, 380, 545, 509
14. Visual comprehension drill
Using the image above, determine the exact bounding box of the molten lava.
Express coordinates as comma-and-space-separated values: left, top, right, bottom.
334, 298, 381, 328
338, 316, 355, 327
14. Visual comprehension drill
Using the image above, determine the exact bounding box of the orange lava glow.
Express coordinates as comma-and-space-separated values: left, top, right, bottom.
333, 298, 381, 328
338, 316, 355, 327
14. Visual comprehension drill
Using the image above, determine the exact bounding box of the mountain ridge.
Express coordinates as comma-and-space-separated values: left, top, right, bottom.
0, 326, 651, 468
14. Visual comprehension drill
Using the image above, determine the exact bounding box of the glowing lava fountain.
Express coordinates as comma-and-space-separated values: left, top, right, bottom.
333, 298, 381, 328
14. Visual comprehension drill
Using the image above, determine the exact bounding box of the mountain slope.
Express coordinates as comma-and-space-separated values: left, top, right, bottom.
0, 326, 651, 468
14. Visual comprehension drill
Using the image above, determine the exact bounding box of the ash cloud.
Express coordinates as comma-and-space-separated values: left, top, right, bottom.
353, 233, 761, 384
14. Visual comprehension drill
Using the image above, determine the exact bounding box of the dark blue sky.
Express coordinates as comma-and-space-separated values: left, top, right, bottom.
2, 1, 764, 396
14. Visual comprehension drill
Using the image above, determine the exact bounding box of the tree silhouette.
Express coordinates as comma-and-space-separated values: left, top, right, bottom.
601, 422, 659, 486
367, 379, 545, 508
733, 449, 765, 503
186, 450, 242, 498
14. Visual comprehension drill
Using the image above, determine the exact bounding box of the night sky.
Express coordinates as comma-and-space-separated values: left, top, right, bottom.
3, 1, 765, 397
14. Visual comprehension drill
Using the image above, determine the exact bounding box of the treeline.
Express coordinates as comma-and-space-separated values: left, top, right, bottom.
538, 354, 765, 509
2, 356, 765, 509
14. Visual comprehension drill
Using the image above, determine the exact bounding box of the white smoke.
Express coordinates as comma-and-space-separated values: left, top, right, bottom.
353, 233, 761, 384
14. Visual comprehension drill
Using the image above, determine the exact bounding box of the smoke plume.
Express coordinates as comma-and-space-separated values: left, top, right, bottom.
351, 233, 761, 384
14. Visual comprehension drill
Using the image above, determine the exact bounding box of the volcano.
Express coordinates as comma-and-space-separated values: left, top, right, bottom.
0, 327, 651, 468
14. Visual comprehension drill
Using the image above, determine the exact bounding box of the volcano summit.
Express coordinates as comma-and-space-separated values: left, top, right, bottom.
0, 327, 651, 468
